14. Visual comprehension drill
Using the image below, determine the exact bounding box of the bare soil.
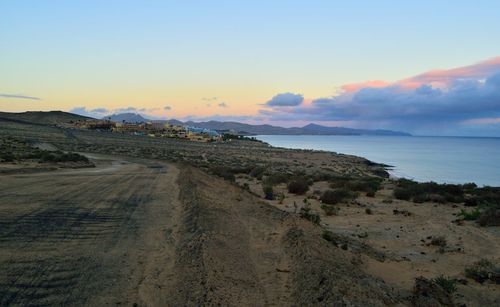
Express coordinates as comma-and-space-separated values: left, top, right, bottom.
0, 155, 399, 306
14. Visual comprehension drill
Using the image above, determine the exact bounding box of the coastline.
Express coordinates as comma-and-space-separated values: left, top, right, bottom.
255, 134, 500, 187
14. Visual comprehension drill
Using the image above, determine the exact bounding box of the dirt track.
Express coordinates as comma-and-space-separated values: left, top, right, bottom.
0, 155, 398, 306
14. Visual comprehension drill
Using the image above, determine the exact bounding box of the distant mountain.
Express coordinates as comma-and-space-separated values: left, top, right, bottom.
179, 120, 411, 136
301, 123, 411, 136
103, 113, 148, 123
0, 111, 90, 125
83, 111, 410, 136
0, 111, 410, 135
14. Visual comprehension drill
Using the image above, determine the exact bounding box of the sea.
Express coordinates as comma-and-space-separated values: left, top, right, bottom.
255, 135, 500, 187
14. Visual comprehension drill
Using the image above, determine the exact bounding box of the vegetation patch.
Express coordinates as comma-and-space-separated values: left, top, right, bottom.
478, 206, 500, 226
465, 259, 500, 284
320, 204, 339, 216
329, 175, 383, 194
210, 166, 236, 181
459, 208, 481, 221
432, 275, 457, 294
393, 178, 500, 205
430, 236, 447, 248
320, 188, 358, 205
300, 207, 320, 225
287, 178, 310, 195
1, 137, 90, 165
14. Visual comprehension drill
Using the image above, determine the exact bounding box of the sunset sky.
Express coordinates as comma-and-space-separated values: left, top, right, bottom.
2, 1, 500, 136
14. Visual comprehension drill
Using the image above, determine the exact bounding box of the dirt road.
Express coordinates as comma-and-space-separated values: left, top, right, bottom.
0, 155, 398, 306
0, 156, 182, 306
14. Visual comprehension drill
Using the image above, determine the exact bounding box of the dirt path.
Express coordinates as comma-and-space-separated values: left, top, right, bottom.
0, 157, 182, 306
0, 156, 400, 306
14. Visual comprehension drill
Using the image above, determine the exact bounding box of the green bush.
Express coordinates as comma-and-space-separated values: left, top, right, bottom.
432, 275, 457, 294
287, 178, 310, 195
321, 188, 357, 204
300, 207, 320, 224
459, 208, 481, 221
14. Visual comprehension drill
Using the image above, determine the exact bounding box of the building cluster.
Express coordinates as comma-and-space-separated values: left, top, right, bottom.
64, 120, 222, 142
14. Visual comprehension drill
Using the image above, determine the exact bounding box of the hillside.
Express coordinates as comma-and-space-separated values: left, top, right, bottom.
0, 111, 89, 125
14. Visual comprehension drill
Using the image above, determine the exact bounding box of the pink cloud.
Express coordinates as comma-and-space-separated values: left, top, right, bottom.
341, 80, 391, 93
341, 56, 500, 93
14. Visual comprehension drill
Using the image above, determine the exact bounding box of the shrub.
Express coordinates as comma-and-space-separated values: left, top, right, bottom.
322, 230, 336, 244
58, 152, 89, 162
277, 192, 285, 204
459, 208, 481, 221
394, 187, 412, 200
393, 179, 468, 203
329, 176, 382, 193
365, 208, 373, 215
300, 207, 320, 224
38, 151, 89, 163
211, 166, 236, 181
263, 185, 274, 200
263, 173, 290, 186
432, 275, 457, 294
366, 189, 376, 197
347, 178, 382, 192
287, 178, 310, 195
430, 236, 447, 248
478, 207, 500, 226
465, 259, 500, 284
0, 152, 16, 162
412, 193, 428, 203
329, 176, 351, 189
471, 187, 500, 206
249, 166, 265, 179
321, 204, 339, 216
321, 188, 357, 204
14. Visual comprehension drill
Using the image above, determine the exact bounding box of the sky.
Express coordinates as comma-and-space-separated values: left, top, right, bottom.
1, 0, 500, 136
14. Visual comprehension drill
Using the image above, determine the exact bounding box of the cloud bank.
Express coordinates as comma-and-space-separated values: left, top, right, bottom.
259, 57, 500, 135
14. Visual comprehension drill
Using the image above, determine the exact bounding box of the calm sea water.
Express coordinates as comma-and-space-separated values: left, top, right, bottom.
255, 135, 500, 187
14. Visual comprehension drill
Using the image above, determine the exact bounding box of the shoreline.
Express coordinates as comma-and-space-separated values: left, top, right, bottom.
255, 134, 500, 187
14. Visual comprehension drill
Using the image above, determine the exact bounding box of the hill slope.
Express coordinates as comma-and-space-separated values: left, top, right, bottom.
0, 111, 90, 125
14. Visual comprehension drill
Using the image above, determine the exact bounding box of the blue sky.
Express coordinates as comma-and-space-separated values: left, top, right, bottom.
1, 1, 500, 135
